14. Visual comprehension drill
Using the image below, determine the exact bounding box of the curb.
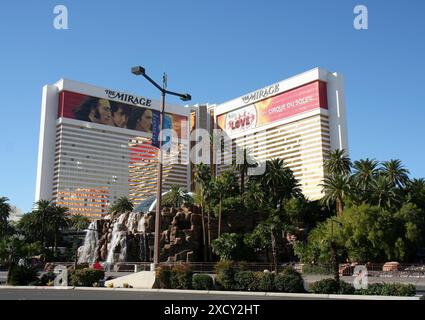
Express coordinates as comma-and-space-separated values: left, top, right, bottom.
1, 286, 423, 299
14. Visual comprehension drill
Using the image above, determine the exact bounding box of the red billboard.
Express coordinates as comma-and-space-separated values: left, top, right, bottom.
217, 81, 327, 134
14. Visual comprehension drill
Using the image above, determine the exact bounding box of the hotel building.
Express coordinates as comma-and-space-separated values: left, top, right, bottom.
35, 67, 348, 219
212, 68, 348, 200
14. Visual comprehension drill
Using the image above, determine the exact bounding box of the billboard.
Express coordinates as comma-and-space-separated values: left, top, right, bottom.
58, 91, 187, 140
217, 81, 328, 135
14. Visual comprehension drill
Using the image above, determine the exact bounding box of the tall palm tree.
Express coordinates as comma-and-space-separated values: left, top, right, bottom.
33, 199, 53, 248
0, 197, 11, 237
194, 163, 211, 260
213, 170, 239, 237
232, 148, 257, 196
320, 175, 352, 216
406, 178, 425, 209
370, 175, 399, 209
256, 158, 301, 210
324, 149, 352, 177
109, 196, 134, 216
352, 158, 380, 191
381, 159, 410, 188
49, 205, 69, 254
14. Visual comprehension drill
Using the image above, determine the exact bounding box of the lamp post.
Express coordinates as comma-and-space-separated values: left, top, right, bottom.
131, 66, 191, 269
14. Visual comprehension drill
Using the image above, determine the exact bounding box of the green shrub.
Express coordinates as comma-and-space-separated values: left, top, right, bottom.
70, 268, 105, 287
156, 266, 172, 289
8, 265, 38, 286
310, 278, 355, 294
170, 264, 193, 290
274, 274, 305, 293
357, 283, 416, 296
234, 271, 258, 291
310, 278, 340, 294
237, 261, 250, 271
192, 274, 214, 290
338, 281, 355, 294
257, 272, 275, 292
281, 266, 302, 278
214, 260, 235, 290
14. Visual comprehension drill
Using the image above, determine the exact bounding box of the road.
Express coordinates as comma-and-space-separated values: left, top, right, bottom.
0, 288, 316, 300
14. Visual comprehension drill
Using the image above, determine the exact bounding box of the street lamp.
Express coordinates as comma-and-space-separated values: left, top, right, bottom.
131, 66, 191, 269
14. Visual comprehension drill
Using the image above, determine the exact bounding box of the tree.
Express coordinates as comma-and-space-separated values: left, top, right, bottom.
0, 197, 11, 238
211, 233, 251, 261
49, 205, 69, 254
381, 159, 410, 188
33, 199, 53, 248
370, 175, 400, 209
108, 196, 134, 216
352, 158, 380, 193
194, 163, 211, 260
69, 214, 90, 231
232, 148, 257, 196
320, 174, 352, 216
254, 158, 301, 210
213, 171, 239, 237
406, 178, 425, 211
162, 185, 191, 208
324, 149, 352, 177
0, 235, 41, 284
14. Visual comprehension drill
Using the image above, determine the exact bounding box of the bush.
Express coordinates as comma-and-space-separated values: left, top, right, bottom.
156, 266, 172, 289
310, 278, 355, 294
214, 260, 235, 290
170, 264, 193, 290
310, 278, 339, 294
274, 274, 305, 293
257, 272, 275, 292
281, 266, 302, 278
8, 265, 38, 286
234, 271, 258, 291
357, 283, 416, 296
192, 274, 214, 290
70, 268, 105, 287
302, 264, 332, 275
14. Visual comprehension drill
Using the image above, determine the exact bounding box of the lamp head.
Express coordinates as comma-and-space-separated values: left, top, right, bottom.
131, 66, 145, 76
180, 94, 191, 102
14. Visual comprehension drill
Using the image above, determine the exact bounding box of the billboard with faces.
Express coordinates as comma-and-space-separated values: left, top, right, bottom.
58, 91, 188, 140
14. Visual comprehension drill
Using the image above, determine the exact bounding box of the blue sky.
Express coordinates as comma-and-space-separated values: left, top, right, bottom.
0, 0, 424, 213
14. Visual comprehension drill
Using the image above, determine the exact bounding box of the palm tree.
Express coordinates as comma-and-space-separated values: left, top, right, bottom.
69, 214, 90, 231
256, 158, 301, 210
320, 175, 352, 216
381, 159, 410, 188
49, 205, 69, 254
33, 199, 53, 248
162, 185, 190, 208
109, 196, 134, 216
233, 148, 257, 196
324, 149, 352, 177
352, 158, 380, 191
0, 197, 11, 237
370, 175, 399, 209
194, 163, 211, 261
406, 178, 425, 209
213, 171, 239, 237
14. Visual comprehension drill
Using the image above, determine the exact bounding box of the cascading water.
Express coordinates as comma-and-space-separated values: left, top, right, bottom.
78, 221, 99, 265
106, 213, 128, 265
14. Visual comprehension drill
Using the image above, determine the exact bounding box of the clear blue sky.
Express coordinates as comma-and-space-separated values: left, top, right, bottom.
0, 0, 424, 213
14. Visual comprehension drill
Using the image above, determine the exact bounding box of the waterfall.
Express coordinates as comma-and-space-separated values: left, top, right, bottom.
106, 213, 128, 264
78, 221, 99, 265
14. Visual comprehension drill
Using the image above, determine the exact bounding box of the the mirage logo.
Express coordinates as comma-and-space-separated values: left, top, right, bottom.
105, 89, 152, 107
